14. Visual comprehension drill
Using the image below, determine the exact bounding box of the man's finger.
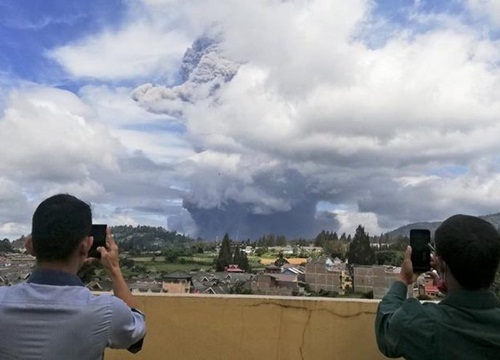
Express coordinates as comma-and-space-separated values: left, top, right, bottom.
84, 257, 99, 265
105, 228, 117, 247
405, 245, 412, 259
97, 246, 107, 255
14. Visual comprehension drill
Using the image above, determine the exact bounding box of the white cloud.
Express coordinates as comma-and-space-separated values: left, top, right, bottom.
336, 210, 381, 236
5, 0, 500, 239
0, 85, 184, 238
78, 85, 194, 164
466, 0, 500, 26
50, 21, 190, 81
131, 0, 500, 236
0, 86, 120, 178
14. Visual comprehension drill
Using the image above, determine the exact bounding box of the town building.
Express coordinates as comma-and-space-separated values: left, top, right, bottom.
162, 271, 193, 293
305, 257, 352, 295
353, 265, 401, 299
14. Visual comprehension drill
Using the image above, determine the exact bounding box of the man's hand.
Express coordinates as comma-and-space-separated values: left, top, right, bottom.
97, 227, 140, 310
97, 227, 121, 275
397, 246, 420, 286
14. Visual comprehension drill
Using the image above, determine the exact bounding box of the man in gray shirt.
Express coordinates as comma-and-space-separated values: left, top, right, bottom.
0, 194, 146, 359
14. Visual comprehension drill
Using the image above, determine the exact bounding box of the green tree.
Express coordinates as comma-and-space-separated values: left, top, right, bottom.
315, 230, 327, 247
163, 247, 182, 263
375, 250, 404, 266
0, 239, 14, 253
233, 244, 242, 265
323, 240, 348, 260
256, 234, 278, 247
215, 233, 232, 271
276, 235, 287, 246
239, 252, 251, 273
232, 248, 251, 273
254, 247, 267, 257
346, 225, 376, 265
390, 235, 409, 251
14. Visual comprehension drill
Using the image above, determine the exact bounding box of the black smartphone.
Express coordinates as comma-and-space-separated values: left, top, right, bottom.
89, 224, 107, 258
410, 229, 431, 272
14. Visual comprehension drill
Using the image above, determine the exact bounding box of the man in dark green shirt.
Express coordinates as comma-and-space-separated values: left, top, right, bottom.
375, 214, 500, 360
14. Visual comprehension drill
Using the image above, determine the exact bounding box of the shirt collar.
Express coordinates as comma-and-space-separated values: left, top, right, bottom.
27, 269, 85, 287
440, 289, 500, 309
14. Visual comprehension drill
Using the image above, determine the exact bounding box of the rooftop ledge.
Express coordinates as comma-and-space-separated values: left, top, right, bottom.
104, 294, 393, 360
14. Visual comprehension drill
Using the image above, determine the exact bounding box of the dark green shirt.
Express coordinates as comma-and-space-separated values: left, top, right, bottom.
375, 281, 500, 360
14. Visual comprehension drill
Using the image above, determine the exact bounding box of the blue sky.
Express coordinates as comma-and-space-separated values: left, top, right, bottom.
1, 0, 500, 240
0, 1, 126, 87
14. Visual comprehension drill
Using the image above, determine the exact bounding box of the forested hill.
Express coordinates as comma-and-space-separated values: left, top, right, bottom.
8, 212, 500, 249
387, 221, 442, 238
5, 226, 194, 253
388, 212, 500, 238
111, 225, 194, 252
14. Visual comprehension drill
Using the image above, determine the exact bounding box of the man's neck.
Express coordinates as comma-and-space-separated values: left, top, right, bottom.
444, 272, 490, 293
36, 261, 79, 275
443, 271, 462, 293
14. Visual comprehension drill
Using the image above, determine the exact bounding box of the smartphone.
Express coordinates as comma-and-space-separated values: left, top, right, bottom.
89, 224, 107, 258
410, 229, 431, 272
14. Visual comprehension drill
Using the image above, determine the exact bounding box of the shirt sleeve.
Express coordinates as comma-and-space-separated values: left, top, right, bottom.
375, 281, 436, 359
375, 281, 411, 358
108, 296, 147, 350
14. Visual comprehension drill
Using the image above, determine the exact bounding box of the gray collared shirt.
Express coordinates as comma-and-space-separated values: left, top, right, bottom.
0, 269, 146, 359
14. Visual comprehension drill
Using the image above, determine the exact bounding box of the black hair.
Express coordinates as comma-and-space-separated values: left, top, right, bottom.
435, 214, 500, 290
31, 194, 92, 262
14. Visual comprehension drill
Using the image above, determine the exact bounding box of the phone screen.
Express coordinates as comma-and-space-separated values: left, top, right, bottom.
410, 229, 431, 272
89, 224, 107, 258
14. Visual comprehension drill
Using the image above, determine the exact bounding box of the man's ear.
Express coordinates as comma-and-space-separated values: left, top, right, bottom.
79, 236, 93, 256
25, 236, 35, 256
433, 255, 446, 273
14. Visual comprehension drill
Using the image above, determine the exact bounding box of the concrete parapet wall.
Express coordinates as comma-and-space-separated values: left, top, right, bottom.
105, 294, 395, 360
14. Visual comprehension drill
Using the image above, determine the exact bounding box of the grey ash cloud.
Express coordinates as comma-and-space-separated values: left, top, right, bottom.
181, 168, 326, 239
6, 1, 500, 241
131, 22, 500, 239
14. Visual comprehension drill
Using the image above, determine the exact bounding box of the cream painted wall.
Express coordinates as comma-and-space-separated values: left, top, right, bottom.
105, 294, 394, 360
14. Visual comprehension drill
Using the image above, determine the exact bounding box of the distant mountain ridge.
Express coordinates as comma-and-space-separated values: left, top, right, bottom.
8, 213, 500, 245
388, 212, 500, 238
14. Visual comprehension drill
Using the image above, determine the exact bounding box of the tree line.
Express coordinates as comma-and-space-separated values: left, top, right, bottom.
215, 234, 251, 272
